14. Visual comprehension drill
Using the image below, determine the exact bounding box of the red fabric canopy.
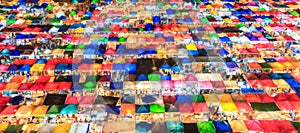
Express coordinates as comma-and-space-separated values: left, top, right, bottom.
276, 101, 295, 111
44, 82, 59, 90
18, 83, 34, 91
286, 94, 300, 101
0, 96, 11, 107
58, 82, 72, 90
235, 102, 253, 112
259, 94, 275, 102
1, 105, 19, 115
35, 76, 51, 83
243, 94, 261, 102
163, 95, 177, 105
0, 83, 6, 90
274, 93, 287, 101
65, 96, 79, 104
247, 62, 262, 70
30, 83, 45, 90
192, 103, 209, 113
244, 73, 258, 80
259, 120, 280, 132
275, 120, 298, 133
244, 120, 264, 132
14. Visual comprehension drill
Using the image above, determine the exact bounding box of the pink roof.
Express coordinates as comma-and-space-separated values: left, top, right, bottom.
192, 103, 209, 113
235, 102, 253, 112
244, 120, 264, 132
78, 96, 95, 104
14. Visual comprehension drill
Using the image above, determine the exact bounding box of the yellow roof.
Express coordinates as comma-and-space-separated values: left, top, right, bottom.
221, 102, 238, 112
0, 124, 9, 132
157, 49, 167, 55
75, 27, 84, 32
31, 106, 49, 116
22, 124, 40, 133
0, 16, 5, 20
268, 62, 285, 70
30, 64, 45, 72
53, 123, 72, 133
272, 79, 290, 88
203, 94, 219, 103
224, 18, 232, 23
16, 106, 36, 116
281, 62, 295, 69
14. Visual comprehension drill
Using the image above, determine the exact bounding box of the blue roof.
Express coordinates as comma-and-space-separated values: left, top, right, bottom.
213, 120, 232, 132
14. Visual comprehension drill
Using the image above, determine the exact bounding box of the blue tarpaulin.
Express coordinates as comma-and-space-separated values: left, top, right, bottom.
218, 48, 229, 56
176, 95, 192, 103
136, 105, 150, 114
213, 121, 232, 132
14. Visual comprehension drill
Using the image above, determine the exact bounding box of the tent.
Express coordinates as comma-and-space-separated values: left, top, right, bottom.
166, 121, 184, 133
152, 122, 168, 133
213, 120, 232, 132
120, 103, 135, 115
52, 123, 72, 133
46, 105, 62, 116
228, 120, 248, 132
31, 105, 49, 117
1, 105, 19, 116
150, 104, 165, 113
69, 123, 89, 133
196, 121, 215, 133
250, 102, 280, 111
220, 102, 238, 112
5, 124, 23, 133
60, 104, 78, 114
16, 105, 35, 117
235, 102, 253, 112
244, 120, 264, 132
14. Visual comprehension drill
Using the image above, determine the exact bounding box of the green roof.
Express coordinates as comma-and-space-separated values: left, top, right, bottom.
197, 121, 216, 133
150, 104, 165, 113
250, 102, 280, 111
